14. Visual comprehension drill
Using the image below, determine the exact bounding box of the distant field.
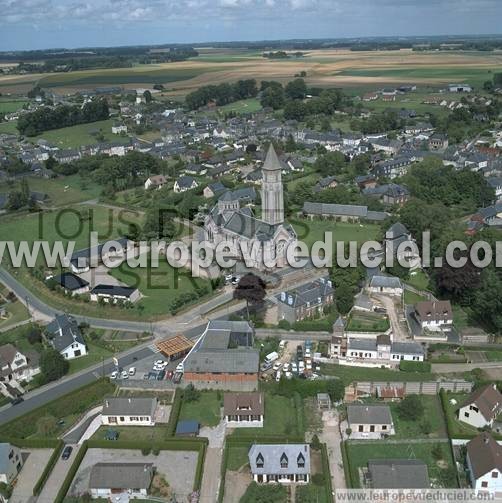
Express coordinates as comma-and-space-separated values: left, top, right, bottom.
0, 121, 18, 134
218, 98, 262, 114
0, 99, 27, 114
1, 48, 500, 95
30, 118, 130, 149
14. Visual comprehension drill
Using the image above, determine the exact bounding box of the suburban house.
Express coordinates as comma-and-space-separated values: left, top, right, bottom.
449, 83, 472, 93
0, 443, 23, 485
363, 183, 410, 206
203, 181, 227, 198
90, 284, 140, 304
144, 174, 168, 190
345, 335, 424, 364
413, 300, 453, 329
314, 175, 338, 193
182, 320, 259, 390
224, 392, 264, 427
52, 272, 90, 296
88, 463, 154, 499
101, 397, 158, 426
46, 314, 87, 360
466, 432, 502, 495
458, 384, 502, 429
429, 133, 449, 151
0, 344, 40, 384
174, 175, 198, 193
383, 222, 420, 269
302, 202, 388, 223
373, 157, 413, 179
69, 238, 133, 274
276, 276, 334, 324
367, 459, 430, 489
249, 444, 310, 484
347, 404, 395, 436
368, 275, 403, 296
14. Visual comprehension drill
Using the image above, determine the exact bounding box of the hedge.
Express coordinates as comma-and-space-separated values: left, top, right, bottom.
399, 361, 432, 373
166, 388, 183, 437
54, 440, 89, 503
340, 440, 353, 488
320, 443, 333, 499
33, 439, 64, 495
193, 441, 206, 491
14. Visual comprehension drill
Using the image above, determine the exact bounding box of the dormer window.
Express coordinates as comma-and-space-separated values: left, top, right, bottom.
297, 453, 305, 468
256, 453, 264, 468
280, 452, 288, 468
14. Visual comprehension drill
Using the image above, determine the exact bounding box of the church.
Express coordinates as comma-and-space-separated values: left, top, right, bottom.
204, 144, 296, 270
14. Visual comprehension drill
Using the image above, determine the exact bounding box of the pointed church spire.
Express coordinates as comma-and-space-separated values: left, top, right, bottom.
263, 143, 282, 171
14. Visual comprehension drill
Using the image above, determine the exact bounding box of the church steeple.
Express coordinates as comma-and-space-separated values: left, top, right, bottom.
261, 144, 284, 226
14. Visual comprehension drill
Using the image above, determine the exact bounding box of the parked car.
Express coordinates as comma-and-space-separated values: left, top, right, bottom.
110, 371, 118, 379
176, 362, 184, 373
284, 371, 293, 379
10, 397, 23, 406
61, 446, 73, 460
156, 370, 166, 380
282, 363, 290, 372
272, 362, 282, 372
128, 367, 136, 376
291, 362, 298, 373
121, 371, 129, 379
275, 370, 282, 382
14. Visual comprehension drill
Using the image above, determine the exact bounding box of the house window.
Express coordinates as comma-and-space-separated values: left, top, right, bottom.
280, 453, 288, 469
297, 453, 305, 468
382, 425, 387, 430
492, 472, 499, 478
358, 425, 363, 432
256, 453, 264, 468
464, 412, 470, 418
481, 481, 488, 488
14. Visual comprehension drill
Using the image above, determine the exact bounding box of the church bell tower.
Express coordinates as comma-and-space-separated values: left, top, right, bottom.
261, 144, 284, 226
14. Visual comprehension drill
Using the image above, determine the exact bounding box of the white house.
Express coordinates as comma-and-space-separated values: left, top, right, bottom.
144, 174, 167, 190
368, 275, 403, 296
224, 392, 264, 428
466, 432, 502, 496
0, 344, 40, 384
347, 404, 395, 436
46, 314, 87, 360
90, 285, 140, 304
101, 397, 157, 426
174, 176, 198, 193
458, 384, 502, 429
89, 462, 154, 499
0, 443, 23, 485
414, 300, 453, 329
111, 124, 127, 134
249, 444, 310, 484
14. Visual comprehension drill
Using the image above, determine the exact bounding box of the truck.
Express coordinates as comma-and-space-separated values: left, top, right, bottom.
264, 351, 279, 365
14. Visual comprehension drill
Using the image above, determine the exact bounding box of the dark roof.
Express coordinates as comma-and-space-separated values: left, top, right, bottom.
461, 384, 502, 422
276, 276, 333, 308
414, 300, 452, 323
467, 432, 502, 479
46, 314, 85, 352
175, 420, 200, 435
368, 459, 430, 489
91, 284, 138, 298
224, 392, 264, 416
88, 463, 154, 490
102, 397, 157, 417
262, 144, 282, 172
347, 405, 393, 425
176, 175, 197, 188
54, 272, 89, 291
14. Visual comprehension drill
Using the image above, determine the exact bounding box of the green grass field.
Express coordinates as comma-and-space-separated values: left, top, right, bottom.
0, 300, 30, 329
345, 440, 456, 488
0, 121, 19, 134
92, 424, 169, 442
0, 100, 28, 114
346, 311, 389, 332
179, 391, 221, 427
30, 119, 130, 149
218, 98, 262, 114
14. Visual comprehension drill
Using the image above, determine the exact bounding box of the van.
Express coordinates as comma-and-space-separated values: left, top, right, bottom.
264, 351, 279, 365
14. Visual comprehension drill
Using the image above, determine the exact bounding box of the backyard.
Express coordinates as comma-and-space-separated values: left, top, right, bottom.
179, 390, 221, 427
346, 311, 390, 333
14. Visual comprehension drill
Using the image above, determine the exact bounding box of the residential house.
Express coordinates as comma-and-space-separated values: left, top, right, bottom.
487, 177, 502, 199
69, 238, 133, 274
111, 123, 127, 134
182, 320, 259, 390
413, 300, 453, 329
370, 138, 401, 155
384, 222, 420, 269
276, 277, 334, 324
184, 163, 207, 176
314, 176, 338, 193
346, 335, 424, 364
363, 183, 410, 206
449, 84, 472, 93
347, 404, 395, 436
88, 463, 154, 499
429, 133, 449, 151
90, 284, 140, 304
0, 443, 23, 485
203, 181, 227, 198
46, 314, 87, 360
373, 157, 412, 179
0, 344, 40, 384
249, 444, 310, 484
368, 275, 403, 296
302, 202, 388, 223
367, 459, 430, 489
224, 392, 264, 427
101, 397, 158, 426
52, 272, 89, 296
144, 174, 167, 190
458, 384, 502, 429
466, 432, 502, 496
174, 175, 198, 193
53, 149, 81, 164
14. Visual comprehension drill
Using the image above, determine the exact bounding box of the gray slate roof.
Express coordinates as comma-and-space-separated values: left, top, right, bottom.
88, 462, 154, 490
277, 276, 333, 308
0, 443, 16, 475
368, 459, 430, 489
249, 444, 310, 475
347, 404, 393, 425
370, 275, 402, 289
102, 397, 157, 417
46, 314, 85, 352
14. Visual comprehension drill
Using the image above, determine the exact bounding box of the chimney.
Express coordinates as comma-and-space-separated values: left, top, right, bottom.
128, 398, 132, 403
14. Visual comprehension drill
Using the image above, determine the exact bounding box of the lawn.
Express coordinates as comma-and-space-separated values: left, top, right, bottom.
0, 379, 115, 439
29, 119, 131, 149
321, 363, 437, 386
227, 445, 250, 471
218, 98, 262, 115
291, 218, 381, 252
452, 305, 469, 330
0, 323, 41, 354
0, 299, 30, 329
406, 270, 430, 291
92, 424, 169, 442
179, 391, 221, 427
0, 100, 28, 114
404, 289, 428, 305
0, 121, 19, 135
441, 392, 483, 439
109, 256, 215, 317
345, 440, 456, 488
67, 340, 112, 375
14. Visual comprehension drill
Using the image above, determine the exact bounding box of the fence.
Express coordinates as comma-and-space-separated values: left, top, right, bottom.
255, 328, 331, 341
353, 380, 473, 395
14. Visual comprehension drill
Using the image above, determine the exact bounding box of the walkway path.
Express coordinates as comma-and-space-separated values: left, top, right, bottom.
320, 409, 345, 499
200, 421, 226, 503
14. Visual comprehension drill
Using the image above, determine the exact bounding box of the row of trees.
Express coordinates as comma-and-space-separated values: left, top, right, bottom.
17, 98, 109, 136
185, 79, 258, 110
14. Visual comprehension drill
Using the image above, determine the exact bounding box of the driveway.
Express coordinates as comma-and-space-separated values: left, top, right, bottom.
319, 410, 345, 492
10, 449, 53, 503
200, 420, 226, 503
372, 294, 410, 341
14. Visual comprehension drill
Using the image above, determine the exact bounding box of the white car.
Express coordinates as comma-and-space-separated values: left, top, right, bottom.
128, 367, 136, 376
285, 371, 293, 379
275, 370, 282, 382
154, 360, 165, 367
299, 360, 305, 370
279, 340, 286, 349
306, 362, 312, 371
121, 371, 129, 379
273, 362, 282, 372
291, 362, 298, 373
110, 370, 118, 379
176, 363, 184, 373
282, 363, 290, 372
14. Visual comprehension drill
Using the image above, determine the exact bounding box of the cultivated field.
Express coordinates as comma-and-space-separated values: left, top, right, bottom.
1, 48, 501, 95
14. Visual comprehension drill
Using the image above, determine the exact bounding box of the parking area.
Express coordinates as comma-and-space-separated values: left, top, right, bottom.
69, 448, 198, 499
110, 351, 182, 383
465, 351, 488, 363
10, 449, 53, 503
